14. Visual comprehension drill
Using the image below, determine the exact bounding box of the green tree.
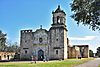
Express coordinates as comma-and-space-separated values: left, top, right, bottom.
7, 42, 20, 53
70, 0, 100, 31
89, 50, 94, 57
6, 41, 20, 60
0, 30, 7, 52
96, 47, 100, 57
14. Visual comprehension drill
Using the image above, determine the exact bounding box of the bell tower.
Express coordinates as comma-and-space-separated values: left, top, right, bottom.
52, 5, 66, 28
49, 5, 68, 60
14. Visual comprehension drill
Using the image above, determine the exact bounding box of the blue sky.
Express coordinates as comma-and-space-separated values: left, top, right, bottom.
0, 0, 100, 53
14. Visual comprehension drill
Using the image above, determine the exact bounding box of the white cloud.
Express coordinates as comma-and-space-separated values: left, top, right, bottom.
69, 36, 96, 41
69, 36, 99, 53
71, 43, 90, 45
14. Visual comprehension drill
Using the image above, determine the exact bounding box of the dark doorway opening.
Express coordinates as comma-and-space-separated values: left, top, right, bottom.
38, 50, 44, 61
7, 55, 9, 60
80, 47, 84, 58
0, 56, 1, 60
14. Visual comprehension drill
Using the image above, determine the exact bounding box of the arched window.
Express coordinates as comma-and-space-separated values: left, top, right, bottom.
57, 16, 60, 23
25, 50, 27, 54
4, 55, 6, 58
56, 50, 58, 54
39, 38, 43, 43
56, 39, 58, 41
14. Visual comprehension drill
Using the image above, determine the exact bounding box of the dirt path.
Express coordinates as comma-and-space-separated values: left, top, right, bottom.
74, 58, 100, 67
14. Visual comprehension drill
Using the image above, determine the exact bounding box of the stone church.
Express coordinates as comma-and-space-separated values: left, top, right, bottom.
20, 6, 89, 60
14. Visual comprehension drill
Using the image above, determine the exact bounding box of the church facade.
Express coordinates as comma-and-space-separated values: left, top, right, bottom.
20, 6, 89, 60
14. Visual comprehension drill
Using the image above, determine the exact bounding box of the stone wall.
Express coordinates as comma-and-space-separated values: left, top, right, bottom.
32, 29, 49, 60
20, 29, 49, 60
68, 45, 89, 58
83, 45, 89, 58
0, 52, 15, 60
49, 27, 67, 60
20, 30, 33, 60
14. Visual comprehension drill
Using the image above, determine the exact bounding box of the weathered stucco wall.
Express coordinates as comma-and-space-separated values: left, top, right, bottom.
68, 45, 89, 58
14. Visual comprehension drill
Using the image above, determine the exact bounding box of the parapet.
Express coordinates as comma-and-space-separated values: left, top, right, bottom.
21, 30, 32, 34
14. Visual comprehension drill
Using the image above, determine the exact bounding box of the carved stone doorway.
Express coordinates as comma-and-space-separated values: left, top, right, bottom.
38, 50, 44, 61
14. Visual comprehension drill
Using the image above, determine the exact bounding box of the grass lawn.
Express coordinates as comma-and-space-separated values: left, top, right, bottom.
0, 58, 93, 67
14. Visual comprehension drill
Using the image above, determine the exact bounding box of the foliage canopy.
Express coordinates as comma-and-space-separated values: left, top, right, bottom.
71, 0, 100, 31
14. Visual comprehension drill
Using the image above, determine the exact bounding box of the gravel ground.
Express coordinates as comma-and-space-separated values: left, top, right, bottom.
74, 58, 100, 67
